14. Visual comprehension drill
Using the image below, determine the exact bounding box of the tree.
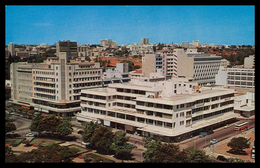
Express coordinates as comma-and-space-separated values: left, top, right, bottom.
143, 138, 161, 162
154, 143, 187, 163
185, 147, 212, 163
56, 120, 73, 137
90, 126, 114, 153
41, 115, 62, 134
30, 115, 45, 135
5, 146, 17, 163
81, 121, 100, 143
227, 137, 250, 154
110, 131, 134, 160
5, 116, 16, 133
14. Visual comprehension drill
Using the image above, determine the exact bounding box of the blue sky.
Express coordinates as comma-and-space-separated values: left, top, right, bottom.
5, 5, 255, 45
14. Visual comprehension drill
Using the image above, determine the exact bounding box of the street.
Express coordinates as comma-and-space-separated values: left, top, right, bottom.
179, 118, 255, 150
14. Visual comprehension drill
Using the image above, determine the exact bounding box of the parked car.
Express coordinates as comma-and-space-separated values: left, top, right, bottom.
252, 140, 255, 149
216, 155, 227, 162
22, 115, 27, 118
209, 139, 218, 145
251, 148, 255, 159
199, 132, 207, 137
224, 124, 230, 129
25, 133, 35, 137
82, 141, 90, 146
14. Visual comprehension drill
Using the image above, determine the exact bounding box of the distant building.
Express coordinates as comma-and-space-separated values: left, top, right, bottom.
56, 40, 77, 62
103, 63, 130, 87
100, 39, 108, 47
141, 38, 149, 45
181, 42, 189, 48
192, 40, 200, 47
244, 55, 255, 69
8, 42, 15, 56
142, 48, 221, 86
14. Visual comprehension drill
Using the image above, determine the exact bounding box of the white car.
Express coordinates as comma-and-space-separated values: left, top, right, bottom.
25, 133, 35, 137
224, 124, 230, 129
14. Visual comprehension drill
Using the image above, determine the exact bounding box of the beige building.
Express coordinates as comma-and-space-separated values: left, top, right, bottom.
10, 52, 103, 116
244, 55, 255, 69
77, 78, 237, 141
142, 48, 221, 86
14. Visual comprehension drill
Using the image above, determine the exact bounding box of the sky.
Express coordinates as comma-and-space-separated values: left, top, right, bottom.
5, 5, 255, 46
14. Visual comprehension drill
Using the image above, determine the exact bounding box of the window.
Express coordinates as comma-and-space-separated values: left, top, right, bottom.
180, 121, 184, 126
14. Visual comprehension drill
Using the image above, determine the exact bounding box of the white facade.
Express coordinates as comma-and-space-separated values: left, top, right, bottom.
143, 48, 221, 86
103, 63, 130, 86
244, 55, 255, 69
215, 67, 255, 88
77, 78, 236, 141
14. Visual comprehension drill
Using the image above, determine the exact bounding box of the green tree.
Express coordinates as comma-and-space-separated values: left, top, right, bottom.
227, 137, 250, 154
90, 126, 114, 153
110, 131, 134, 160
41, 115, 62, 134
5, 116, 16, 133
143, 138, 161, 162
29, 115, 45, 135
56, 120, 73, 137
81, 121, 100, 143
185, 147, 212, 163
154, 143, 187, 163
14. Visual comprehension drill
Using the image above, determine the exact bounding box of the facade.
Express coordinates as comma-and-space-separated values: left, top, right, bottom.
244, 55, 255, 69
234, 92, 255, 117
10, 52, 103, 116
103, 63, 130, 87
215, 66, 255, 88
141, 38, 149, 45
8, 42, 15, 56
142, 48, 221, 85
56, 40, 78, 62
77, 78, 236, 141
181, 42, 189, 48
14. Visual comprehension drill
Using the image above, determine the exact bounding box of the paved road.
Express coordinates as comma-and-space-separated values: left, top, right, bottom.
9, 115, 32, 136
179, 118, 255, 150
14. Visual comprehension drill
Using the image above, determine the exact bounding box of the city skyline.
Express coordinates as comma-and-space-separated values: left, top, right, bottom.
6, 5, 255, 46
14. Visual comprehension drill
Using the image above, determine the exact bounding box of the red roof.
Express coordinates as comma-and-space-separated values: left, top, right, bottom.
134, 69, 142, 74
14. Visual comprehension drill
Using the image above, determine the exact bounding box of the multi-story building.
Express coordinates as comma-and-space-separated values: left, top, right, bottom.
181, 41, 189, 48
10, 52, 103, 116
103, 63, 130, 87
77, 78, 236, 141
141, 38, 149, 45
244, 55, 255, 69
215, 66, 255, 88
8, 42, 15, 56
56, 40, 77, 62
142, 48, 221, 85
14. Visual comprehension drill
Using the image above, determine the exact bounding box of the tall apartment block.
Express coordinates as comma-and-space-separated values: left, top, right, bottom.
56, 40, 78, 62
76, 78, 236, 141
141, 38, 149, 45
8, 42, 15, 56
142, 48, 221, 86
10, 52, 103, 116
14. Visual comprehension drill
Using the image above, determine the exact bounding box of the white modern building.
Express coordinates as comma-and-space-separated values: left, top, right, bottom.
215, 66, 255, 88
102, 63, 130, 87
77, 78, 237, 141
142, 48, 221, 86
234, 92, 255, 118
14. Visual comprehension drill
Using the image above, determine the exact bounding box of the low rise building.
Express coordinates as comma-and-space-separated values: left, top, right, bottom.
77, 78, 237, 141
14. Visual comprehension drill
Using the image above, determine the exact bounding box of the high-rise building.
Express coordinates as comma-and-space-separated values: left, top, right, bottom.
100, 39, 108, 47
10, 51, 103, 116
141, 38, 149, 45
8, 42, 15, 56
56, 40, 77, 62
192, 40, 200, 47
